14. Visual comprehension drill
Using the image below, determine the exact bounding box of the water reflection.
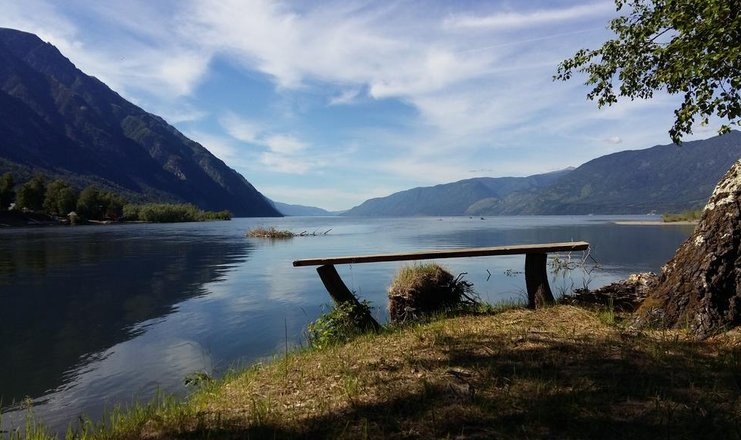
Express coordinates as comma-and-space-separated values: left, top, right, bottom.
0, 227, 250, 407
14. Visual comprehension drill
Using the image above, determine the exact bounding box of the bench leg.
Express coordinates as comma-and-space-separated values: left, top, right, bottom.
316, 264, 380, 331
525, 253, 555, 309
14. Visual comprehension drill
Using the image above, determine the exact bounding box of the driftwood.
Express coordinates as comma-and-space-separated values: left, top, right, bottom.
560, 272, 657, 312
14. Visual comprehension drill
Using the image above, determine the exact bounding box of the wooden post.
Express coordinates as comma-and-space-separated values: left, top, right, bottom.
316, 264, 381, 331
524, 253, 555, 309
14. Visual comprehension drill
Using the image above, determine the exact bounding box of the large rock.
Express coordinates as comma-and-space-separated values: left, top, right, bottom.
636, 159, 741, 338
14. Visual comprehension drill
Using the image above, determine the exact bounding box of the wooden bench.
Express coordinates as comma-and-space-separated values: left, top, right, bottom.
293, 241, 590, 324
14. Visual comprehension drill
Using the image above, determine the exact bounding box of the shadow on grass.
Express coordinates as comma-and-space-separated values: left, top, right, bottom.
161, 329, 741, 439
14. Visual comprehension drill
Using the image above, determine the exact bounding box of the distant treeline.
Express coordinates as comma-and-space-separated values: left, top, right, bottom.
124, 203, 231, 222
0, 172, 231, 222
662, 208, 703, 223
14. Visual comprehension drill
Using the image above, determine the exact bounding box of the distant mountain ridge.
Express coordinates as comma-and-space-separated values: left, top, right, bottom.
346, 132, 741, 216
0, 28, 280, 217
345, 169, 572, 216
271, 201, 332, 216
489, 132, 741, 215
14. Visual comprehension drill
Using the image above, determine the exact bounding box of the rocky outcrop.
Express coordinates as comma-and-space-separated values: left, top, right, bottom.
635, 159, 741, 338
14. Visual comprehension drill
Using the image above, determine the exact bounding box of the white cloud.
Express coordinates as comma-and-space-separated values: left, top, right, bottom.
329, 88, 362, 106
216, 114, 315, 174
443, 2, 615, 31
259, 152, 312, 174
219, 113, 262, 144
263, 134, 307, 155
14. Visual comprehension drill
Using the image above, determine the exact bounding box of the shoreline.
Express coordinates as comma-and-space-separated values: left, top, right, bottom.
613, 220, 699, 225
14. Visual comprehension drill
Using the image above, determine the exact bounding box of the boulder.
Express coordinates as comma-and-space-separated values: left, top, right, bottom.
635, 159, 741, 338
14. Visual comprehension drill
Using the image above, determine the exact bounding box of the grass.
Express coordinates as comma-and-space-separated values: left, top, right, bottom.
7, 304, 741, 439
388, 263, 479, 323
662, 208, 703, 222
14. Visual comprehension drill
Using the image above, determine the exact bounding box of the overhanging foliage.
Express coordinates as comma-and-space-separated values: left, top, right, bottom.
556, 0, 740, 143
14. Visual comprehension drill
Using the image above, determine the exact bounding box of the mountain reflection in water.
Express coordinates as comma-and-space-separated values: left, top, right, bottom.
0, 226, 250, 407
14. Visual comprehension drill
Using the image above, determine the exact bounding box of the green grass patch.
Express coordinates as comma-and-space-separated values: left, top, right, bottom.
307, 301, 376, 349
662, 208, 703, 222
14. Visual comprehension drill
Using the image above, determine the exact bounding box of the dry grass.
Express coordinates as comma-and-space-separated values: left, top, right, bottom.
387, 263, 476, 323
16, 306, 741, 439
124, 305, 741, 439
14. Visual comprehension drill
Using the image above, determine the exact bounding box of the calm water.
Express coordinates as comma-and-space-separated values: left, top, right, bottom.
0, 215, 694, 433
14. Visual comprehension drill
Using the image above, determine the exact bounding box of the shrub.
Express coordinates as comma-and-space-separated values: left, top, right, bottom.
76, 185, 125, 220
387, 263, 478, 324
0, 172, 14, 210
16, 175, 46, 211
43, 179, 78, 216
123, 203, 231, 222
307, 301, 375, 349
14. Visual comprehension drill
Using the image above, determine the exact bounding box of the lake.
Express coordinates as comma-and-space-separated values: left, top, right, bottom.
0, 215, 694, 433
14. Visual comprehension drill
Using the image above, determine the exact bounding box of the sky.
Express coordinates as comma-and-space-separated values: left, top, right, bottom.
0, 0, 724, 211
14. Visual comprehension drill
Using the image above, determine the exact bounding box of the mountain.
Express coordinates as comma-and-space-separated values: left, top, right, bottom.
345, 131, 741, 216
272, 201, 332, 216
485, 131, 741, 215
0, 28, 280, 217
344, 169, 572, 216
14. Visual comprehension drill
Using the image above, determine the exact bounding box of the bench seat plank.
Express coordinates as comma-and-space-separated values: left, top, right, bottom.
293, 241, 589, 267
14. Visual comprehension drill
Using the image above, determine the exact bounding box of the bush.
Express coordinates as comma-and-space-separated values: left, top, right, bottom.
16, 175, 46, 211
76, 185, 124, 220
387, 263, 478, 324
43, 179, 78, 216
307, 301, 375, 349
0, 172, 14, 210
123, 203, 231, 222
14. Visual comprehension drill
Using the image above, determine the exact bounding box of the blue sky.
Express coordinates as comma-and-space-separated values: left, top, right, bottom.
0, 0, 724, 211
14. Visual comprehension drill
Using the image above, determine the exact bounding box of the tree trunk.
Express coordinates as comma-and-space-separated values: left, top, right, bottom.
635, 159, 741, 338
